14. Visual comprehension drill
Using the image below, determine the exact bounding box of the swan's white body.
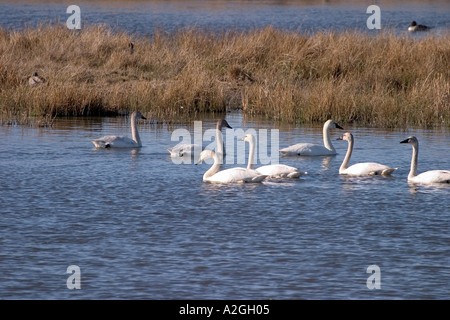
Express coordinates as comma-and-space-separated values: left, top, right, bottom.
92, 111, 146, 148
279, 120, 343, 156
401, 136, 450, 184
167, 143, 201, 157
242, 134, 306, 178
255, 164, 305, 179
168, 119, 232, 160
196, 150, 267, 184
337, 132, 397, 176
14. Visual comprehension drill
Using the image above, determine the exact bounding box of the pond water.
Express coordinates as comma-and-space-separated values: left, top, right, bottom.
0, 0, 449, 301
0, 112, 449, 299
0, 0, 449, 35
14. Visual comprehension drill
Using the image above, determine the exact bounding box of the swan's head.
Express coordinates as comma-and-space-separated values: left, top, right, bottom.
240, 133, 256, 144
218, 119, 232, 130
195, 149, 215, 165
336, 132, 353, 142
325, 119, 343, 130
400, 136, 418, 145
132, 111, 147, 120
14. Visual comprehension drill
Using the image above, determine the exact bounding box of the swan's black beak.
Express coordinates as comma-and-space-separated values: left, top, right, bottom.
336, 123, 343, 130
221, 119, 232, 129
400, 138, 409, 144
141, 116, 147, 120
336, 136, 343, 140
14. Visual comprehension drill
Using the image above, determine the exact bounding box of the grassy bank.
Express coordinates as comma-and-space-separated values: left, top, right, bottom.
0, 24, 449, 127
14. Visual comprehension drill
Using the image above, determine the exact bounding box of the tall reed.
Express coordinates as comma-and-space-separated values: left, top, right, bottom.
0, 23, 448, 127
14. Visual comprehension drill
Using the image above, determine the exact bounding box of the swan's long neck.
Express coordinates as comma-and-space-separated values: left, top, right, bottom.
131, 114, 142, 146
246, 136, 256, 170
323, 123, 336, 152
409, 142, 419, 178
216, 122, 225, 164
203, 153, 221, 180
340, 137, 353, 173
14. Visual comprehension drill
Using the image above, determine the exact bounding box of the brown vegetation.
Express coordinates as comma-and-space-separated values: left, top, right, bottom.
0, 23, 448, 127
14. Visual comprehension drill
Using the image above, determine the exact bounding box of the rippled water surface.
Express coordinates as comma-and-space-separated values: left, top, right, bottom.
0, 0, 449, 300
0, 0, 449, 35
0, 113, 449, 299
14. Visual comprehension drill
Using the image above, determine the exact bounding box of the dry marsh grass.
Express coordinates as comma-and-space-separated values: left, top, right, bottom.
0, 23, 448, 127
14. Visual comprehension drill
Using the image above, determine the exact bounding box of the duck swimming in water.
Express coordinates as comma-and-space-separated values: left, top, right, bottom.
408, 21, 430, 32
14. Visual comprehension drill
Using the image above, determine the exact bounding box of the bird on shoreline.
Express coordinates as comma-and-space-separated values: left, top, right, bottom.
195, 149, 267, 184
408, 21, 430, 32
28, 72, 45, 87
129, 42, 134, 54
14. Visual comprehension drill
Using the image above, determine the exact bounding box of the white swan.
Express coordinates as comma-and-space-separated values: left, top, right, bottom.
168, 119, 232, 159
91, 111, 146, 148
279, 119, 343, 156
195, 150, 267, 184
337, 132, 397, 176
167, 143, 201, 158
242, 134, 306, 178
400, 136, 450, 184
